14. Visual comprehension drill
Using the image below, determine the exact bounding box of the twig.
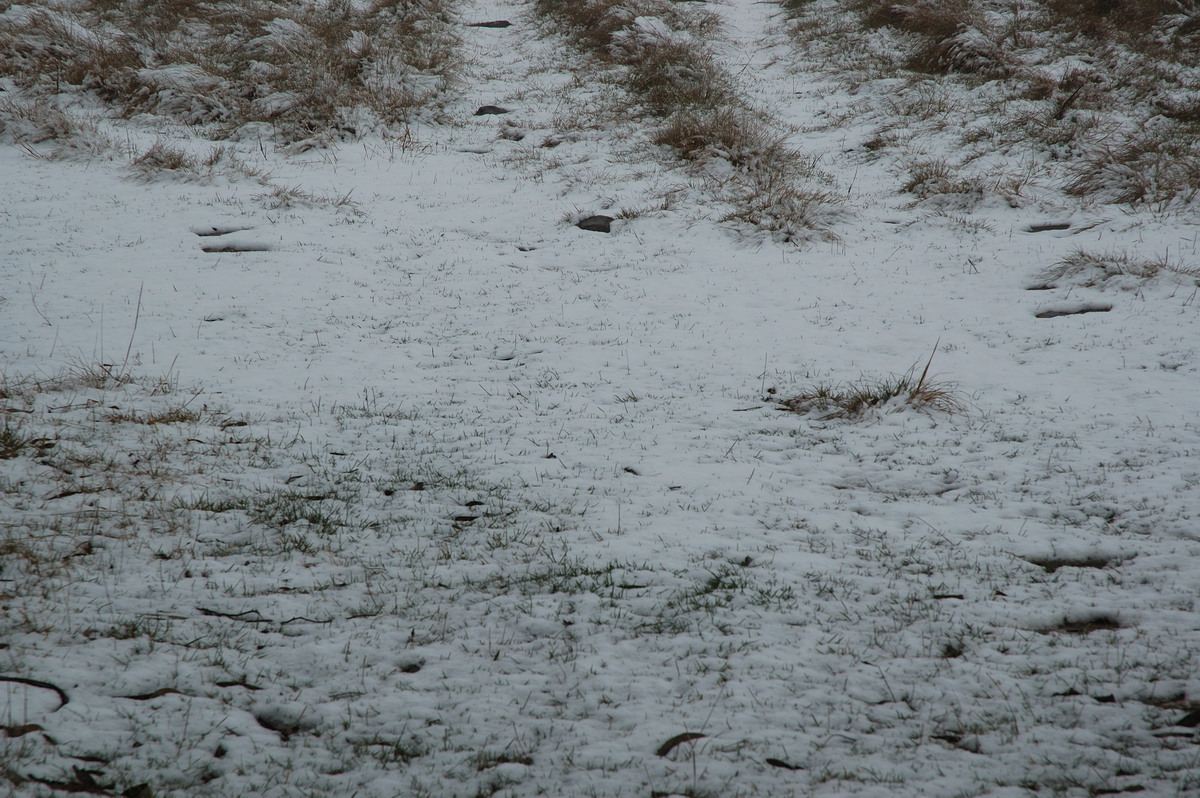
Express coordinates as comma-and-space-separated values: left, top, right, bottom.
279, 615, 333, 627
197, 607, 269, 623
197, 607, 331, 626
656, 731, 705, 757
0, 676, 69, 710
28, 284, 52, 326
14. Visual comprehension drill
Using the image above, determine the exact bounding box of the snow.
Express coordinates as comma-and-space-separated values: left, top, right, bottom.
2, 0, 1200, 796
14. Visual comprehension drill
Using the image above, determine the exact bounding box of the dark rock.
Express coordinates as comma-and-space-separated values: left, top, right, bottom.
577, 215, 615, 233
474, 105, 510, 116
1025, 222, 1071, 233
1177, 708, 1200, 727
1034, 302, 1112, 318
468, 19, 512, 28
200, 242, 272, 253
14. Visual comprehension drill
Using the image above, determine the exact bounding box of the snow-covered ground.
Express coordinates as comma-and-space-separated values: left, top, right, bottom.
3, 1, 1199, 796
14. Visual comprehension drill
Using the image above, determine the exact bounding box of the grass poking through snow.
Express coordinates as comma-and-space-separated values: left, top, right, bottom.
783, 0, 1200, 210
0, 0, 460, 146
778, 347, 964, 419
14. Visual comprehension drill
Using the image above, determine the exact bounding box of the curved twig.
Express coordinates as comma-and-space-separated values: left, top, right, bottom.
0, 676, 69, 711
655, 731, 705, 757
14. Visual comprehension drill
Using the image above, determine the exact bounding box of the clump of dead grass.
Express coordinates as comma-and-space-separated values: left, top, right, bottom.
0, 96, 114, 157
657, 108, 842, 240
1064, 121, 1200, 207
536, 0, 720, 52
903, 158, 986, 200
0, 92, 360, 201
654, 108, 798, 172
900, 157, 1032, 208
778, 349, 964, 419
0, 417, 35, 460
536, 0, 729, 115
1029, 248, 1200, 290
720, 174, 843, 244
852, 0, 1010, 77
103, 406, 202, 425
0, 0, 460, 144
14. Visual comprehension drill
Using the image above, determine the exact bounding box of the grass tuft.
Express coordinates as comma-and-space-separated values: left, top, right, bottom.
1030, 248, 1200, 290
778, 347, 964, 419
1064, 121, 1200, 207
0, 418, 33, 459
103, 404, 202, 425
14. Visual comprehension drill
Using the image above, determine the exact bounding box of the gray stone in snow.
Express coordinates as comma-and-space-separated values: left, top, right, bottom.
475, 105, 510, 116
577, 215, 614, 233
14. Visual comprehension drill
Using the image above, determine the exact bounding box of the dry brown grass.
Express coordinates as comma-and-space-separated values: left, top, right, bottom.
0, 0, 459, 144
654, 108, 787, 170
902, 158, 983, 199
130, 141, 198, 173
778, 350, 964, 420
1043, 0, 1180, 39
0, 96, 113, 156
535, 0, 840, 240
781, 0, 1200, 209
1064, 121, 1200, 207
626, 35, 733, 114
536, 0, 727, 113
899, 158, 1031, 208
103, 404, 202, 425
535, 0, 719, 51
851, 0, 1009, 76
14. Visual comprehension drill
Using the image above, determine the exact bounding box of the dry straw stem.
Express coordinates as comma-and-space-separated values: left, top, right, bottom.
779, 346, 964, 419
0, 0, 461, 144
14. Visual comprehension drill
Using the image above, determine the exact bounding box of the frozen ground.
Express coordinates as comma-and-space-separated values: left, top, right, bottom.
2, 0, 1200, 796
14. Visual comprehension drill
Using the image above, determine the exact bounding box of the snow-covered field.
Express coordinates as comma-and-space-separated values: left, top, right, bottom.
3, 0, 1199, 795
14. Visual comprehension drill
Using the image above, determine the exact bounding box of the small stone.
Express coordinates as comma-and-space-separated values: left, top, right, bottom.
474, 105, 510, 116
577, 215, 614, 233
